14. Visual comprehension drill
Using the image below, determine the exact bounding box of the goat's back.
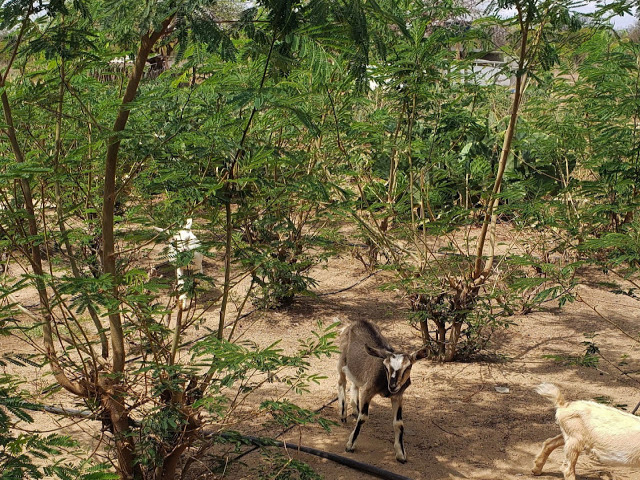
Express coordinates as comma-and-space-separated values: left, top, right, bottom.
340, 320, 393, 353
339, 320, 392, 384
543, 386, 640, 467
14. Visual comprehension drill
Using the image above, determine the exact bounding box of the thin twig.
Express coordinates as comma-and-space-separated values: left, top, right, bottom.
576, 293, 640, 345
430, 419, 462, 438
317, 271, 380, 297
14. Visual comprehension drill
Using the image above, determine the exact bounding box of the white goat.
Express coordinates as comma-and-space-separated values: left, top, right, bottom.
533, 383, 640, 480
153, 218, 203, 310
337, 319, 428, 463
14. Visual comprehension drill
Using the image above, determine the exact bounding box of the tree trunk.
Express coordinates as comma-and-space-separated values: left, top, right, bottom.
444, 322, 462, 362
473, 14, 529, 280
218, 194, 233, 339
100, 20, 173, 480
437, 321, 446, 358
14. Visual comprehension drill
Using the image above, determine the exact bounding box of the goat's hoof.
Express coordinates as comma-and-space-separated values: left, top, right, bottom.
396, 457, 407, 464
340, 418, 347, 423
531, 467, 542, 476
345, 445, 354, 453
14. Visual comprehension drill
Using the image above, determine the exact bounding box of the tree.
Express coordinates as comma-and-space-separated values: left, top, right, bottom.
344, 0, 587, 360
0, 0, 347, 477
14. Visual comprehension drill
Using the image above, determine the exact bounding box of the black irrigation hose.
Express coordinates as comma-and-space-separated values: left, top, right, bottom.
18, 400, 414, 480
214, 432, 414, 480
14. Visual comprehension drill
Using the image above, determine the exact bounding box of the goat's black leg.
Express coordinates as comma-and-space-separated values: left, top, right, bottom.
346, 398, 369, 452
391, 394, 406, 462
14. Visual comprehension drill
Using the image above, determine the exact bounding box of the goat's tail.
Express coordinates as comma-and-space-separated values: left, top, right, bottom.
535, 383, 568, 408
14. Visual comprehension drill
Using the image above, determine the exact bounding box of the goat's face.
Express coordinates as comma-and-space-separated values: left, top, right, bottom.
366, 345, 429, 394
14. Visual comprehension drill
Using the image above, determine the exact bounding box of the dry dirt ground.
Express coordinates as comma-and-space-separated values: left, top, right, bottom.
4, 244, 640, 480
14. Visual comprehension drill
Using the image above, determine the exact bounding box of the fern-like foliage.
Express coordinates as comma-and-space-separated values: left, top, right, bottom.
0, 374, 116, 480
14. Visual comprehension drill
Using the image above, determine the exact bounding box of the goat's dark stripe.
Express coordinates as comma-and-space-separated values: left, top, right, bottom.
352, 403, 369, 444
399, 425, 405, 456
360, 321, 395, 353
396, 406, 402, 421
352, 421, 363, 443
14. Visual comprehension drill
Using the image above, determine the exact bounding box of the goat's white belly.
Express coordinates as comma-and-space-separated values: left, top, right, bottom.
587, 441, 640, 467
342, 366, 365, 387
590, 448, 637, 466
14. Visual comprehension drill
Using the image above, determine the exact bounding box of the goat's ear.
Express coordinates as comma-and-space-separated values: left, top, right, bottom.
411, 346, 429, 362
365, 344, 389, 358
184, 218, 193, 230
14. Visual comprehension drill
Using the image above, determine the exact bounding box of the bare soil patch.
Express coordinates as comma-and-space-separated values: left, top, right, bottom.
3, 250, 640, 480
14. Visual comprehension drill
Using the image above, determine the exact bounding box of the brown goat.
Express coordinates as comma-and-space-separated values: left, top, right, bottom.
337, 319, 428, 463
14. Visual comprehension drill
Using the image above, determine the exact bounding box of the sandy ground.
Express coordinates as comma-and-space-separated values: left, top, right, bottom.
219, 258, 640, 480
4, 243, 640, 480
